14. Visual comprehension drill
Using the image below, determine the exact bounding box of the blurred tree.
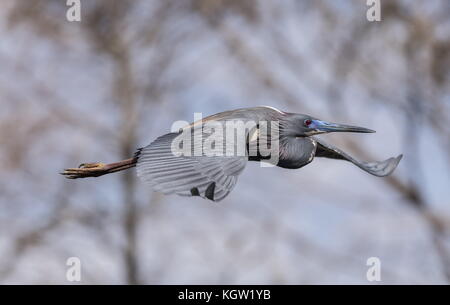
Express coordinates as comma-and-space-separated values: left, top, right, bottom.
0, 0, 449, 284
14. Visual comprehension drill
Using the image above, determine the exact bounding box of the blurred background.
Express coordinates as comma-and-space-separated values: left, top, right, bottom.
0, 0, 449, 284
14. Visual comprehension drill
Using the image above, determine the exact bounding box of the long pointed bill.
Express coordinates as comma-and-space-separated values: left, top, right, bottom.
311, 120, 375, 134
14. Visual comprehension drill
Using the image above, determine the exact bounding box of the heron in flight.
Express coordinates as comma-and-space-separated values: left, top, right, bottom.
62, 106, 402, 201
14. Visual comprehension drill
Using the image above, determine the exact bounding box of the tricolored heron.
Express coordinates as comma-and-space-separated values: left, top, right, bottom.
62, 106, 402, 201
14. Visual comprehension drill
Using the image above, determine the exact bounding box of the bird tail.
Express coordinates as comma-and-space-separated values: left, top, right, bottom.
61, 148, 143, 179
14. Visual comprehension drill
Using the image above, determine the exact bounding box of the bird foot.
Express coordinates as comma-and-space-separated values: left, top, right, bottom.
61, 162, 107, 179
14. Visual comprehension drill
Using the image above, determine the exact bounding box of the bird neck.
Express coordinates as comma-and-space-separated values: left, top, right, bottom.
277, 136, 317, 169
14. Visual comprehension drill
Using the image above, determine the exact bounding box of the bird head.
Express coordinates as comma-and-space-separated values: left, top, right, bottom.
284, 113, 375, 137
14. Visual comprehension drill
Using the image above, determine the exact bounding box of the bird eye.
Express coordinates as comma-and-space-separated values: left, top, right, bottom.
304, 119, 312, 127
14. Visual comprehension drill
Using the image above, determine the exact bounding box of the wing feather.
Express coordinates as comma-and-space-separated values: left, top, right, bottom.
313, 137, 402, 177
137, 132, 246, 201
137, 107, 285, 201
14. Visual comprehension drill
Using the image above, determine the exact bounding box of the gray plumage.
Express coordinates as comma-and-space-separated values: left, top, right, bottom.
137, 132, 246, 201
135, 106, 402, 201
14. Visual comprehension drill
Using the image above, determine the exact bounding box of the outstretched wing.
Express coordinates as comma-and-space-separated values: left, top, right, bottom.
313, 137, 402, 177
137, 106, 285, 201
136, 106, 284, 201
136, 133, 247, 201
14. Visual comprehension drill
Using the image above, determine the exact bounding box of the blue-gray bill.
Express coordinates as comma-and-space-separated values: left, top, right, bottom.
310, 120, 376, 134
